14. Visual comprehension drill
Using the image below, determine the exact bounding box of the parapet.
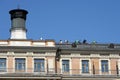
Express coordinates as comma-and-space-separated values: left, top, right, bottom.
0, 39, 55, 47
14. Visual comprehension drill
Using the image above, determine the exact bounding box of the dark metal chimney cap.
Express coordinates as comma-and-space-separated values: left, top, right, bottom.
9, 9, 28, 14
9, 9, 28, 20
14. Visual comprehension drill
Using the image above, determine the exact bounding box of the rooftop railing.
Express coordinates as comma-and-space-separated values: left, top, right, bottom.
56, 43, 120, 49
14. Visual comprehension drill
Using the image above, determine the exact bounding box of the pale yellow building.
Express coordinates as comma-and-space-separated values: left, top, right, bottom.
0, 8, 120, 80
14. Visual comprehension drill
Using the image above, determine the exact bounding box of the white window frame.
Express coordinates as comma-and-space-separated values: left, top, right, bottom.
0, 57, 7, 73
99, 59, 111, 75
80, 58, 91, 75
13, 57, 27, 73
32, 57, 46, 73
60, 58, 71, 74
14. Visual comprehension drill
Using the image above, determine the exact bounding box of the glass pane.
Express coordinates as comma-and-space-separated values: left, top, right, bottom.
15, 58, 25, 71
62, 60, 69, 72
82, 60, 89, 73
34, 59, 44, 72
101, 60, 108, 72
0, 58, 6, 72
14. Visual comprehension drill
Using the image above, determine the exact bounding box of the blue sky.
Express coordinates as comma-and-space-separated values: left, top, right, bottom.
0, 0, 120, 43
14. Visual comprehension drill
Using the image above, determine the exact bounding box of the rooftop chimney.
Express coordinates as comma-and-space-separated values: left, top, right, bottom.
9, 9, 28, 39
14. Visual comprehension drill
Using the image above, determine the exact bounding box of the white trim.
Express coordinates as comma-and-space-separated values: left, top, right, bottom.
6, 57, 8, 73
99, 59, 110, 75
118, 59, 120, 75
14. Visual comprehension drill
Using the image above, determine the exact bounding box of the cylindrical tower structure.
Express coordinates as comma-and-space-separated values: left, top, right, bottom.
9, 9, 28, 39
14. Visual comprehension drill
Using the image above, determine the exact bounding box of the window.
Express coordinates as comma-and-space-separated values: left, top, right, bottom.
101, 60, 108, 72
34, 59, 44, 72
82, 60, 89, 73
62, 60, 69, 72
15, 58, 25, 72
0, 58, 6, 72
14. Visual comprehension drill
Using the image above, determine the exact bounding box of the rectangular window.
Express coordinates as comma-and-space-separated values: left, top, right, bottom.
101, 60, 108, 72
15, 58, 25, 72
82, 60, 89, 73
0, 58, 6, 72
62, 60, 69, 72
34, 59, 44, 72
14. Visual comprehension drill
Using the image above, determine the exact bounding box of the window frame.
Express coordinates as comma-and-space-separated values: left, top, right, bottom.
15, 58, 26, 72
81, 60, 89, 73
62, 60, 69, 72
34, 58, 45, 72
101, 60, 109, 73
0, 58, 6, 72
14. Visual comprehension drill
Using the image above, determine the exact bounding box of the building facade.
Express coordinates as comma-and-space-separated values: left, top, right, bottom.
0, 8, 120, 80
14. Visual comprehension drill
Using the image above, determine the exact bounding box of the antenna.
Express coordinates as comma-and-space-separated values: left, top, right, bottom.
17, 4, 20, 9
